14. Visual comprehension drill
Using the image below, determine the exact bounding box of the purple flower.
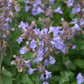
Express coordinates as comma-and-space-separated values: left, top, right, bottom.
72, 45, 77, 49
43, 81, 49, 84
31, 8, 38, 16
50, 0, 55, 5
18, 21, 26, 30
72, 24, 81, 31
33, 56, 43, 63
3, 23, 9, 30
24, 60, 31, 67
45, 70, 52, 79
41, 28, 48, 35
35, 0, 42, 5
6, 18, 11, 22
28, 68, 36, 75
76, 73, 84, 84
80, 18, 84, 26
24, 0, 30, 4
39, 41, 44, 47
70, 18, 78, 24
19, 46, 28, 54
49, 26, 55, 33
30, 40, 37, 49
44, 59, 49, 66
49, 56, 56, 64
17, 37, 23, 44
67, 0, 74, 7
54, 7, 63, 14
71, 3, 81, 14
37, 47, 43, 55
25, 5, 31, 12
40, 74, 45, 81
31, 7, 44, 16
71, 7, 76, 14
34, 28, 40, 36
76, 3, 81, 13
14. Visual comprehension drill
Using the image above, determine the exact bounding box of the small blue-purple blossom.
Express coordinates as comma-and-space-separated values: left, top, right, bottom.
24, 60, 31, 68
72, 45, 77, 49
71, 3, 81, 14
49, 56, 56, 64
41, 28, 48, 35
34, 28, 40, 36
67, 0, 74, 7
70, 18, 78, 24
50, 0, 55, 5
6, 18, 11, 22
72, 24, 81, 31
17, 37, 23, 44
25, 5, 31, 12
43, 81, 49, 84
33, 56, 43, 63
31, 7, 44, 16
76, 3, 81, 13
30, 40, 37, 49
37, 47, 43, 56
3, 23, 9, 30
54, 7, 63, 14
44, 59, 49, 67
33, 47, 44, 63
18, 21, 26, 30
24, 0, 30, 4
35, 0, 42, 5
80, 18, 84, 26
28, 68, 36, 75
45, 70, 52, 79
40, 74, 45, 81
76, 73, 84, 84
39, 41, 44, 47
19, 46, 28, 54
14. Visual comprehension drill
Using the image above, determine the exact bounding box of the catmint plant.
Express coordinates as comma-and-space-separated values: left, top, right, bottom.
10, 0, 84, 84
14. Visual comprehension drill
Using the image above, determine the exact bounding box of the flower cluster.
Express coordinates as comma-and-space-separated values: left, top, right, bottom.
24, 0, 63, 16
0, 0, 20, 55
66, 0, 84, 29
11, 0, 84, 84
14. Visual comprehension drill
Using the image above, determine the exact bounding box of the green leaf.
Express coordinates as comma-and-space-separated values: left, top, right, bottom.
72, 81, 84, 84
22, 74, 34, 84
2, 71, 12, 77
17, 0, 25, 2
47, 62, 63, 72
67, 63, 76, 70
74, 59, 84, 69
0, 73, 12, 84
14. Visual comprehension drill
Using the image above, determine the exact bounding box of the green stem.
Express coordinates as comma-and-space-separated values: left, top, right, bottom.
0, 55, 3, 71
0, 73, 2, 84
